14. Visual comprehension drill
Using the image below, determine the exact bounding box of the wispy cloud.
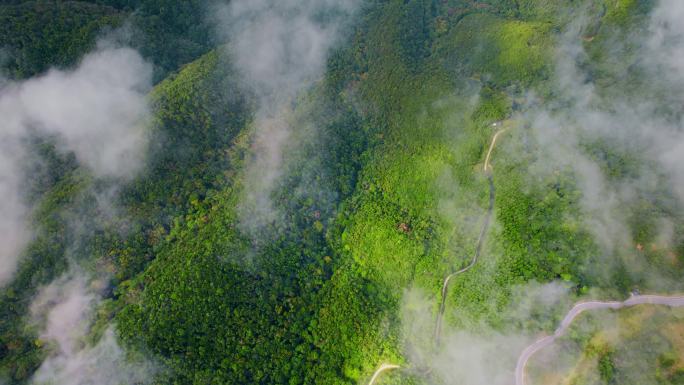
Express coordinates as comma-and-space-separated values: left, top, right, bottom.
0, 45, 151, 286
399, 281, 572, 384
520, 0, 684, 288
30, 272, 158, 385
396, 3, 684, 382
212, 0, 360, 238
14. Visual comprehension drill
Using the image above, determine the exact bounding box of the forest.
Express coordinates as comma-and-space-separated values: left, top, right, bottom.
2, 0, 684, 384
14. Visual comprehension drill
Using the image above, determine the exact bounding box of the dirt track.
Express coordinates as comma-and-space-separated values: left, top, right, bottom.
366, 126, 684, 385
366, 128, 506, 384
434, 128, 505, 344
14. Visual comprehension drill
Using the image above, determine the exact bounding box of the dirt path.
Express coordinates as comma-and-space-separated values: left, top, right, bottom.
433, 174, 494, 344
484, 128, 507, 172
365, 128, 507, 385
434, 128, 505, 345
367, 364, 401, 385
515, 295, 684, 385
364, 126, 684, 385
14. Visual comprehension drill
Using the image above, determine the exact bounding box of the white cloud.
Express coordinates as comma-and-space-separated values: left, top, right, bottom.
0, 46, 151, 287
213, 0, 360, 237
519, 0, 684, 284
30, 273, 157, 385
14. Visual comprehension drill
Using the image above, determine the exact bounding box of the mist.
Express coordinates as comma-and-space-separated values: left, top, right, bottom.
391, 2, 684, 383
399, 281, 572, 385
518, 0, 684, 289
213, 0, 360, 238
0, 34, 156, 384
29, 273, 158, 385
0, 45, 151, 287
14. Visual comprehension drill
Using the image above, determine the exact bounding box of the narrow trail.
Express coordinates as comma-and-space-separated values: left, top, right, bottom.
515, 295, 684, 385
364, 127, 684, 385
434, 128, 506, 345
433, 174, 494, 344
365, 128, 507, 385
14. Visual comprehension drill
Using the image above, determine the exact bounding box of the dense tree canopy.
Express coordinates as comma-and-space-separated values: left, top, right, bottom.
2, 1, 684, 384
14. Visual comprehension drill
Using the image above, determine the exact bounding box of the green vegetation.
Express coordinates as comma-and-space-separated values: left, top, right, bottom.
0, 1, 124, 78
1, 0, 213, 81
2, 0, 684, 384
534, 306, 684, 385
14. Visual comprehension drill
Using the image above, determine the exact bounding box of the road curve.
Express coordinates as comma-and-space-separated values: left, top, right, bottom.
484, 128, 508, 172
515, 294, 684, 385
367, 364, 401, 385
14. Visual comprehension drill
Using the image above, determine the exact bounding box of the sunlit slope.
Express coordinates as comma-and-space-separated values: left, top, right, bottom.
3, 1, 681, 385
118, 1, 684, 384
324, 3, 597, 382
0, 48, 248, 383
315, 1, 684, 384
115, 44, 374, 383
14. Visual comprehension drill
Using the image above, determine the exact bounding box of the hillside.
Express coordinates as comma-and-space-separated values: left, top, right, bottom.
1, 1, 684, 384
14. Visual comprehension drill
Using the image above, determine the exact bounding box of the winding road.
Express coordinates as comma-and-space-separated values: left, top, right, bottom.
365, 126, 684, 385
434, 128, 506, 345
433, 173, 495, 344
515, 295, 684, 385
366, 127, 507, 385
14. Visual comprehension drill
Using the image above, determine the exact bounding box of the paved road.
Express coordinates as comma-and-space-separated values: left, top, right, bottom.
515, 294, 684, 385
364, 126, 684, 385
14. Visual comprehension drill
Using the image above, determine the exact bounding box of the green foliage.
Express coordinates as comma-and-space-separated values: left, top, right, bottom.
0, 1, 124, 78
435, 12, 552, 86
121, 0, 215, 82
306, 261, 400, 384
598, 349, 616, 383
1, 0, 213, 82
122, 50, 248, 237
397, 0, 436, 72
1, 1, 679, 385
116, 194, 268, 383
472, 86, 510, 122
603, 0, 651, 25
